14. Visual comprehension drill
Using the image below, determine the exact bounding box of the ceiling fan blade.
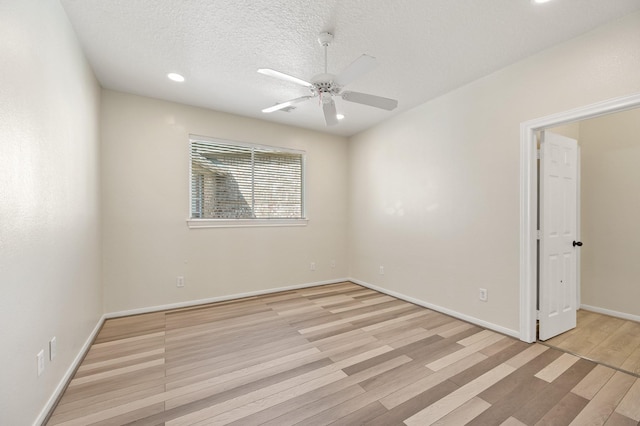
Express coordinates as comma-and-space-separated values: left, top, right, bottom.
257, 68, 313, 88
334, 54, 377, 87
322, 98, 338, 126
341, 91, 398, 111
262, 96, 313, 113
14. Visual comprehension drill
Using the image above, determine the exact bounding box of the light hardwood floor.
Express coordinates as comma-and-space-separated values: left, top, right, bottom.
544, 309, 640, 377
47, 282, 640, 425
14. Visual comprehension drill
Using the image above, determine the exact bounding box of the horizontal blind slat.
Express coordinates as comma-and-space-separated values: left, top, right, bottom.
190, 139, 304, 219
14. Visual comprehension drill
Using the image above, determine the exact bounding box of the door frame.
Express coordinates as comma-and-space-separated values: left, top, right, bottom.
519, 92, 640, 343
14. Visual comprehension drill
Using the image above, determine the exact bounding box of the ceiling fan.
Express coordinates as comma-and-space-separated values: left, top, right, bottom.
258, 32, 398, 126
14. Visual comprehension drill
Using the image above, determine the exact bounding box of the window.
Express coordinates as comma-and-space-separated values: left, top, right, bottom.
188, 135, 306, 227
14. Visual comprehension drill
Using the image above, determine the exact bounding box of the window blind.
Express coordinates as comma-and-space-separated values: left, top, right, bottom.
190, 138, 304, 220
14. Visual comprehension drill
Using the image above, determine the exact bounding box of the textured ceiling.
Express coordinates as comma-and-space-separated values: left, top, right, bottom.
60, 0, 640, 136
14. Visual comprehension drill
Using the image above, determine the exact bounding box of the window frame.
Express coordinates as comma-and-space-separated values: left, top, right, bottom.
187, 134, 308, 228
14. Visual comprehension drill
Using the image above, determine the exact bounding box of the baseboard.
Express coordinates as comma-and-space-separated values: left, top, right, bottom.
581, 304, 640, 323
105, 278, 350, 319
34, 314, 106, 426
36, 278, 349, 424
350, 278, 520, 339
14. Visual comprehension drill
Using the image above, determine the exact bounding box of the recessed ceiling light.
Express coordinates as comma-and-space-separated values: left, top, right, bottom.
532, 0, 552, 3
167, 72, 185, 82
336, 114, 345, 120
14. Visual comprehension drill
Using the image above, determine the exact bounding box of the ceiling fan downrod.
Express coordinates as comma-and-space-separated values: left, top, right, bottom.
317, 32, 333, 74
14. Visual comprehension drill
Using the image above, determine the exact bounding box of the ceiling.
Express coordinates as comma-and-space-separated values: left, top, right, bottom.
60, 0, 640, 137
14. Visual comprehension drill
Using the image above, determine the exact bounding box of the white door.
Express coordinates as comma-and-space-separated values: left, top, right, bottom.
539, 132, 579, 341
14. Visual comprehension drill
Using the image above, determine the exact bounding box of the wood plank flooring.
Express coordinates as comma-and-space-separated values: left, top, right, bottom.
46, 282, 640, 425
544, 309, 640, 376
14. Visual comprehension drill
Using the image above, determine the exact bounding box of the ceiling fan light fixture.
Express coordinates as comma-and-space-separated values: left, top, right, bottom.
167, 72, 185, 82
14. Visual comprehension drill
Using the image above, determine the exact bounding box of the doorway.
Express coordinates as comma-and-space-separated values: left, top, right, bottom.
519, 92, 640, 344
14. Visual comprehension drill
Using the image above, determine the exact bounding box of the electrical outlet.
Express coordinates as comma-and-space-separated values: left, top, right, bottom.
310, 262, 316, 271
176, 276, 184, 287
49, 337, 57, 361
379, 266, 385, 275
37, 350, 45, 377
479, 288, 488, 302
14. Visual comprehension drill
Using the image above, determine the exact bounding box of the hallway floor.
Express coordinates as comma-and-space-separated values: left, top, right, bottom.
543, 309, 640, 377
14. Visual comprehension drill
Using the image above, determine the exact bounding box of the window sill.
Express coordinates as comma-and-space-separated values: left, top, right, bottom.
187, 218, 308, 229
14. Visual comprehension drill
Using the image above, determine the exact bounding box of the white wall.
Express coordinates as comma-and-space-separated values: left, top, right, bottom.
579, 108, 640, 317
1, 4, 638, 422
348, 12, 640, 336
0, 0, 102, 424
100, 91, 349, 313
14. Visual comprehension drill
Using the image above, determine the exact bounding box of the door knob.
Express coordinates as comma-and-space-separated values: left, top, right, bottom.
573, 241, 583, 247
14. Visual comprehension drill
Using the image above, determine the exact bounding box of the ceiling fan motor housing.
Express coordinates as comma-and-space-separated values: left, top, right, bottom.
311, 73, 341, 96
